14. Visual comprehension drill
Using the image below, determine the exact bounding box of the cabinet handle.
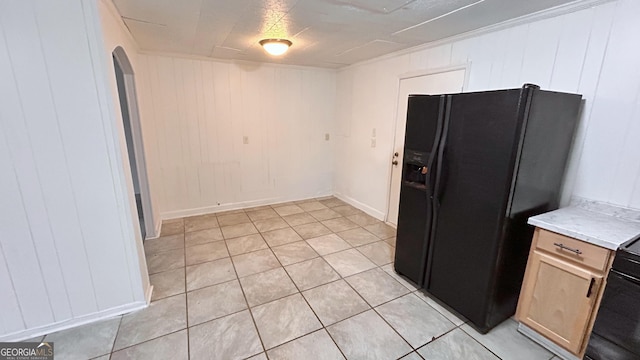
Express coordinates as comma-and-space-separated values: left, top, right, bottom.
553, 242, 583, 255
586, 278, 596, 298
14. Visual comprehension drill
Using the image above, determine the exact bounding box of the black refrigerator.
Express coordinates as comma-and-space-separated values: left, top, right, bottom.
394, 84, 582, 333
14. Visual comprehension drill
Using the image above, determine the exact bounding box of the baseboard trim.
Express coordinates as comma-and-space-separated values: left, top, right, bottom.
145, 220, 162, 240
158, 192, 385, 224
333, 193, 386, 220
518, 323, 580, 360
160, 193, 332, 220
0, 301, 149, 342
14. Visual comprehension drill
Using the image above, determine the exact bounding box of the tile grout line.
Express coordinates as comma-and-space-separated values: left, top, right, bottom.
413, 326, 459, 357
182, 224, 190, 360
224, 227, 270, 358
258, 230, 331, 357
458, 325, 506, 360
297, 215, 414, 357
106, 316, 123, 359
339, 273, 419, 354
255, 212, 351, 360
107, 327, 188, 357
411, 289, 469, 326
106, 229, 191, 353
245, 201, 373, 358
316, 202, 415, 359
312, 219, 441, 357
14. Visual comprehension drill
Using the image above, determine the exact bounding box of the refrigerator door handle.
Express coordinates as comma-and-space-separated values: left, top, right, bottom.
424, 96, 447, 196
423, 95, 452, 287
436, 151, 449, 199
432, 96, 453, 203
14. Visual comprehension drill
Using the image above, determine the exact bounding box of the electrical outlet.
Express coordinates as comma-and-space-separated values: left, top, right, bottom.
371, 138, 376, 148
325, 133, 330, 141
243, 136, 249, 144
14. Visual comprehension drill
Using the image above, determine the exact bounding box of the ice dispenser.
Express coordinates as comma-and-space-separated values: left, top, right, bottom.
402, 149, 429, 189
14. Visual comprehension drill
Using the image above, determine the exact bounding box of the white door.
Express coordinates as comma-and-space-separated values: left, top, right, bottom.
386, 69, 466, 226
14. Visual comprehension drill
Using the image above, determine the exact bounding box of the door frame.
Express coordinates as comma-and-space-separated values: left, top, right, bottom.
383, 63, 471, 225
112, 46, 155, 239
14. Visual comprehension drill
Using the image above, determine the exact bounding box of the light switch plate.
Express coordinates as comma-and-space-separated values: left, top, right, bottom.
325, 133, 330, 141
371, 138, 376, 148
243, 136, 249, 144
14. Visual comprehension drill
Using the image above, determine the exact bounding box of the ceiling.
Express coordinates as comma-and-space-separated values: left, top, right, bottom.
113, 0, 585, 68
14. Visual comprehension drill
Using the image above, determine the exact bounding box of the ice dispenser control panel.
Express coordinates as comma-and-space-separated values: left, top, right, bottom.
403, 149, 429, 186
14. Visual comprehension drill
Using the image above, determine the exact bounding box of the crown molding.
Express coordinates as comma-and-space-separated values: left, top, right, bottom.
339, 0, 617, 71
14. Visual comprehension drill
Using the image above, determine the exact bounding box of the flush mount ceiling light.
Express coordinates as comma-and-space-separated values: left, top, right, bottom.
259, 39, 292, 56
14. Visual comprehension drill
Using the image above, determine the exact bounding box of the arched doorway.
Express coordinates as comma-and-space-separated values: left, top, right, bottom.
112, 46, 153, 239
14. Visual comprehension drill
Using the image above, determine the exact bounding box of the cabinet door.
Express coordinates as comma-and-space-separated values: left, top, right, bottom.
517, 250, 602, 354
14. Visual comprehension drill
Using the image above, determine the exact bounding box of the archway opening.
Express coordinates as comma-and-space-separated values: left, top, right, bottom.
112, 46, 153, 239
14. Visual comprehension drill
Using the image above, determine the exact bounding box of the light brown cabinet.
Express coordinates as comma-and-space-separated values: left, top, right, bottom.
516, 228, 613, 357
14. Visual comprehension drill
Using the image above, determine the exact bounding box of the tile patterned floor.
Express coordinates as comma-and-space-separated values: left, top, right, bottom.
39, 197, 557, 360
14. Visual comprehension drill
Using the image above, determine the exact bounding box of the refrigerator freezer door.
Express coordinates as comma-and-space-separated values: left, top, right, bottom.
394, 95, 444, 285
404, 95, 443, 153
426, 89, 525, 331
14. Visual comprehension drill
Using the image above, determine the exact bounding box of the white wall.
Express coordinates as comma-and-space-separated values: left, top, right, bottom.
135, 55, 337, 219
334, 0, 640, 219
0, 0, 148, 340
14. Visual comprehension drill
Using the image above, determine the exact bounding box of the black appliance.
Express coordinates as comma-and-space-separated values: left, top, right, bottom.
585, 237, 640, 360
394, 84, 582, 333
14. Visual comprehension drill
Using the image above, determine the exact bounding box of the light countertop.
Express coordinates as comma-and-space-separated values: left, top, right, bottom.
528, 200, 640, 250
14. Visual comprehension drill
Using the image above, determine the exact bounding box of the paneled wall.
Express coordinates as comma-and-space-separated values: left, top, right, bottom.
0, 0, 147, 340
335, 0, 640, 218
135, 55, 336, 219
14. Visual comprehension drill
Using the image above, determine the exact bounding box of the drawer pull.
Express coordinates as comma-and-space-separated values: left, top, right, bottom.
553, 242, 583, 255
587, 278, 595, 298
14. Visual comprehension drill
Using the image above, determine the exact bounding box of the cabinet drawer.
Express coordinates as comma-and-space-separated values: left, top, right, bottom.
535, 229, 611, 272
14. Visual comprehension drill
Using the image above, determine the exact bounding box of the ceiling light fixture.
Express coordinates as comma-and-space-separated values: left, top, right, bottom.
259, 39, 292, 56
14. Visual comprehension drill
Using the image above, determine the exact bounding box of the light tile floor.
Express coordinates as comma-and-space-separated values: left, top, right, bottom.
38, 197, 558, 360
